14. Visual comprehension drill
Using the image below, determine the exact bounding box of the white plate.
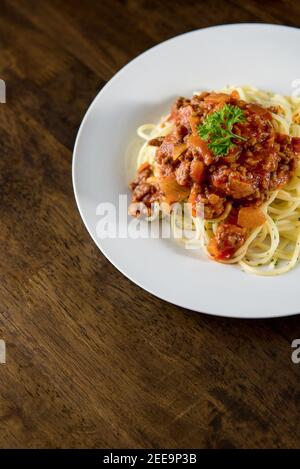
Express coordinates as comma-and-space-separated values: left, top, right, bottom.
73, 23, 300, 319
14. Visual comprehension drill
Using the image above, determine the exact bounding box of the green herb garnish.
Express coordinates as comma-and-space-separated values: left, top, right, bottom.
198, 104, 246, 157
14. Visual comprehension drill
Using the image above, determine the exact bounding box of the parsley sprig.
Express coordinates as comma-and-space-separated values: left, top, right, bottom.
198, 104, 246, 157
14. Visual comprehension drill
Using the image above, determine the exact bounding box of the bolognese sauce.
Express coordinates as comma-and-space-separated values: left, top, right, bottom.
129, 91, 300, 261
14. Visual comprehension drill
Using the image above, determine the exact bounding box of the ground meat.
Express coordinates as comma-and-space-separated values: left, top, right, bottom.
210, 166, 256, 199
169, 97, 191, 122
209, 223, 246, 259
175, 160, 191, 186
129, 163, 152, 191
177, 105, 193, 130
132, 182, 152, 201
148, 137, 164, 147
196, 190, 226, 219
156, 134, 175, 165
157, 161, 174, 178
292, 137, 300, 153
128, 201, 150, 217
129, 163, 161, 216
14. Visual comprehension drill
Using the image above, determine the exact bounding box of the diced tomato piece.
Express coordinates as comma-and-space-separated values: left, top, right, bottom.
159, 175, 190, 204
207, 238, 233, 260
189, 115, 201, 134
237, 206, 266, 229
204, 92, 231, 105
230, 90, 240, 100
228, 177, 255, 199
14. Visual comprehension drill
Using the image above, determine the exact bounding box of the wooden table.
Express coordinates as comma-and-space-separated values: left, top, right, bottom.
1, 0, 300, 449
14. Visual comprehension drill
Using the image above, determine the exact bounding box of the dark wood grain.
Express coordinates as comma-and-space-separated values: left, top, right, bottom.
0, 0, 300, 449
